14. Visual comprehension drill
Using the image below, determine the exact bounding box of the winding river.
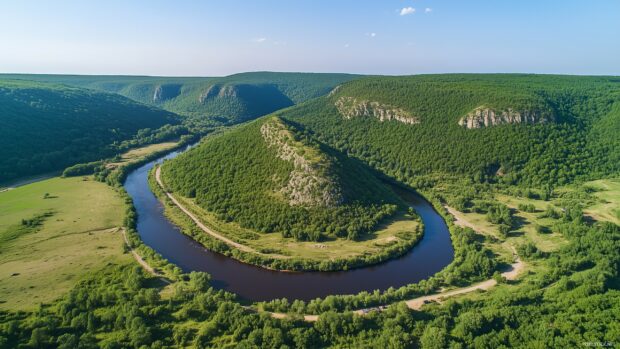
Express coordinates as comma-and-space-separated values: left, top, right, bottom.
124, 146, 454, 301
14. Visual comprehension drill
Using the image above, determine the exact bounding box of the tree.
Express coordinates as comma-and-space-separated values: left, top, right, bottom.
420, 326, 449, 349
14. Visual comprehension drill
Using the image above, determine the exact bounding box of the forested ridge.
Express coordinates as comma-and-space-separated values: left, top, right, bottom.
0, 80, 183, 183
283, 74, 620, 188
2, 72, 358, 126
161, 116, 402, 242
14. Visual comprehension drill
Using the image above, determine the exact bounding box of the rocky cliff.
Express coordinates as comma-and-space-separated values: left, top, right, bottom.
152, 84, 182, 102
198, 85, 221, 103
198, 85, 238, 103
335, 96, 419, 125
458, 106, 553, 129
260, 118, 343, 208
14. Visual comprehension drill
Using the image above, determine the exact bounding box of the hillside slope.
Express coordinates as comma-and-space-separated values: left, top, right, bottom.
281, 74, 620, 187
3, 72, 359, 125
0, 80, 180, 182
161, 116, 402, 241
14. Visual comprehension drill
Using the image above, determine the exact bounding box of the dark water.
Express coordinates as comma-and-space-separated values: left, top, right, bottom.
124, 147, 454, 301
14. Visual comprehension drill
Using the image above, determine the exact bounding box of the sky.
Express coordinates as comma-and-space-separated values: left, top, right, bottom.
1, 0, 619, 76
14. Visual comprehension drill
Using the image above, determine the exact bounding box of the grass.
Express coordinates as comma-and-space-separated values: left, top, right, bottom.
172, 194, 421, 262
582, 178, 620, 225
442, 179, 620, 292
108, 141, 178, 168
0, 176, 130, 311
0, 140, 191, 311
444, 190, 572, 269
495, 194, 567, 253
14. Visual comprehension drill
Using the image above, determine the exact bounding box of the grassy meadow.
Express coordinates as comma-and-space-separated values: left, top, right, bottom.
107, 141, 178, 168
583, 178, 620, 225
0, 175, 129, 311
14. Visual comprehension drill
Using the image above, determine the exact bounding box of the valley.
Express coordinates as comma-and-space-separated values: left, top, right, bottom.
1, 73, 618, 348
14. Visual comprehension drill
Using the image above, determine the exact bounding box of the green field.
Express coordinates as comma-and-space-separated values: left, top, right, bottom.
107, 141, 179, 169
583, 178, 620, 225
0, 176, 129, 311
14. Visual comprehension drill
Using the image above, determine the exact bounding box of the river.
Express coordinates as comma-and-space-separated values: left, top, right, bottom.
124, 146, 454, 301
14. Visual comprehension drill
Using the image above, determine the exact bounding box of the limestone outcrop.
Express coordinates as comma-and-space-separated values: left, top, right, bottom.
260, 118, 343, 208
335, 96, 419, 125
198, 85, 221, 103
152, 84, 181, 102
458, 107, 552, 129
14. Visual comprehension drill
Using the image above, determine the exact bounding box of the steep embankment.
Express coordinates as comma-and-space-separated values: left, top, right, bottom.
3, 72, 359, 125
283, 74, 620, 187
160, 116, 403, 243
0, 80, 180, 182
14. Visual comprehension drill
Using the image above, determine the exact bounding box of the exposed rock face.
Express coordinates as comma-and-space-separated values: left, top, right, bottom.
152, 84, 182, 102
153, 86, 163, 102
335, 96, 419, 125
327, 85, 341, 97
198, 84, 243, 102
458, 107, 552, 129
218, 85, 239, 98
198, 85, 221, 103
260, 118, 343, 208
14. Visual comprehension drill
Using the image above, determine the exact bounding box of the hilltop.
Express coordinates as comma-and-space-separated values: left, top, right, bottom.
0, 79, 181, 182
160, 116, 404, 242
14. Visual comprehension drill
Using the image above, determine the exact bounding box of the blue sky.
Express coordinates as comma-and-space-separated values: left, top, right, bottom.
1, 0, 619, 76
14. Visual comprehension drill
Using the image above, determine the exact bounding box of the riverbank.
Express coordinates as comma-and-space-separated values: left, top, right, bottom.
152, 164, 426, 272
126, 146, 455, 300
265, 252, 524, 322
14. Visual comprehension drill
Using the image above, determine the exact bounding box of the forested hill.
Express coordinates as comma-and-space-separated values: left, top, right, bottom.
161, 116, 402, 241
2, 72, 359, 125
0, 80, 181, 183
280, 74, 620, 188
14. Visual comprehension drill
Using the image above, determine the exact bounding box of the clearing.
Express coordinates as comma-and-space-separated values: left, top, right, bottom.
582, 178, 620, 225
0, 176, 130, 311
0, 141, 180, 311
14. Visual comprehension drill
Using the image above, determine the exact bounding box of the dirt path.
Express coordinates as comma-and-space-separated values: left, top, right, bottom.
155, 166, 259, 254
404, 252, 522, 310
119, 228, 170, 284
264, 206, 525, 322
444, 205, 478, 231
265, 255, 524, 322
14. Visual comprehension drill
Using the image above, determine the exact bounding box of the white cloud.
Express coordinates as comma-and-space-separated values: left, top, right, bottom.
368, 32, 376, 37
400, 7, 415, 16
425, 8, 432, 13
253, 37, 267, 43
344, 43, 350, 48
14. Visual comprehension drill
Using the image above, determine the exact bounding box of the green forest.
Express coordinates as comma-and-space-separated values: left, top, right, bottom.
1, 184, 618, 348
0, 73, 354, 183
282, 74, 620, 188
0, 80, 183, 183
1, 72, 357, 126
